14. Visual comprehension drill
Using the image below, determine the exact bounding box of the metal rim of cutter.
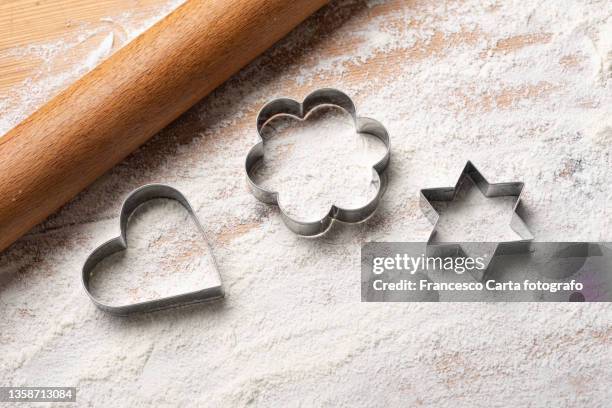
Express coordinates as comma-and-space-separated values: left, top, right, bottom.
82, 184, 224, 316
244, 88, 391, 236
419, 161, 534, 279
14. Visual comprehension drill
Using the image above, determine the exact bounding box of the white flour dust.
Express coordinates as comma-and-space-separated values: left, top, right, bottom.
252, 105, 387, 221
0, 0, 185, 136
0, 0, 611, 406
430, 176, 521, 243
88, 199, 220, 306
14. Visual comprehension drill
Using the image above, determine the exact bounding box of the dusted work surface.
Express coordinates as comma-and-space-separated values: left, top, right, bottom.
0, 0, 184, 133
1, 0, 611, 406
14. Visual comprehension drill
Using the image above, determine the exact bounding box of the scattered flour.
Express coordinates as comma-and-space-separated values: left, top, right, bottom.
428, 176, 521, 243
0, 0, 185, 136
252, 105, 387, 221
0, 0, 611, 406
88, 199, 220, 305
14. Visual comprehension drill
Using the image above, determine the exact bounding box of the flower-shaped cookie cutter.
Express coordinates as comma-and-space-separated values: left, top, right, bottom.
82, 184, 224, 316
245, 88, 391, 236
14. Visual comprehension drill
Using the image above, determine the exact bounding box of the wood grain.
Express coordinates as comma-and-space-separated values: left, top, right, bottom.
0, 0, 170, 49
0, 0, 173, 92
0, 0, 328, 252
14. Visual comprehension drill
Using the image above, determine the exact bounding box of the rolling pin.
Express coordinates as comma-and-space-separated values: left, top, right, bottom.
0, 0, 328, 252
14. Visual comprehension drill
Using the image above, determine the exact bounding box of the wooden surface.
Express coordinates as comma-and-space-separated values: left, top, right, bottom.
1, 1, 610, 405
0, 0, 175, 93
0, 0, 328, 252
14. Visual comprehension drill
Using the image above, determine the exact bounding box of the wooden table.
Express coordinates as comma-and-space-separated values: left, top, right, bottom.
1, 1, 610, 406
0, 0, 173, 90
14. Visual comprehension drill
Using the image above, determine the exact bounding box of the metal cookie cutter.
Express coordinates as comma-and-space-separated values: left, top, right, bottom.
420, 161, 534, 281
82, 184, 224, 316
245, 88, 391, 236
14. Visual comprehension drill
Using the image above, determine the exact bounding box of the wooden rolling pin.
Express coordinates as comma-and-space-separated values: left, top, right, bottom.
0, 0, 328, 252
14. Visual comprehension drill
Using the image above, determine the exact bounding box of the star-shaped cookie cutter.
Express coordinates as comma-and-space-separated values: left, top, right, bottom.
245, 88, 391, 236
419, 161, 534, 281
82, 184, 224, 316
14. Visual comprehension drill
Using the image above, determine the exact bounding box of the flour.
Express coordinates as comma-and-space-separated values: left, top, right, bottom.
593, 19, 612, 81
252, 105, 387, 221
87, 199, 220, 305
0, 0, 185, 136
428, 176, 521, 243
1, 0, 611, 406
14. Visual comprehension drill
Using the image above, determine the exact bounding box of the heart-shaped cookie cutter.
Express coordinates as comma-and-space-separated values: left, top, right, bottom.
82, 184, 224, 316
245, 88, 391, 236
